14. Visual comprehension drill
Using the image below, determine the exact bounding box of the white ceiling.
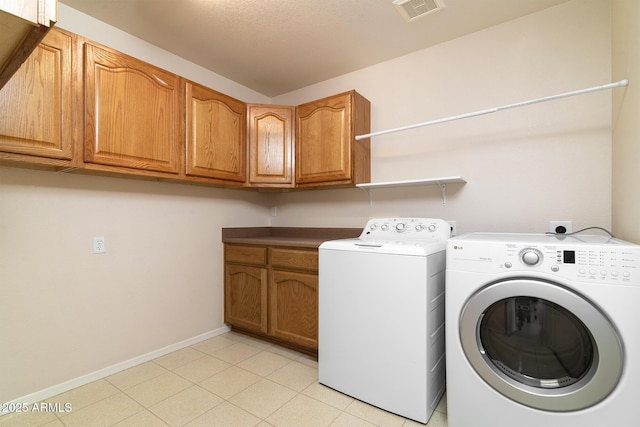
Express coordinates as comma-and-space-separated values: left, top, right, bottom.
60, 0, 572, 97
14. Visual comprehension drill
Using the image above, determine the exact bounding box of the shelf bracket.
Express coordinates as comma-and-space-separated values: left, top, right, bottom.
441, 183, 447, 205
359, 187, 374, 207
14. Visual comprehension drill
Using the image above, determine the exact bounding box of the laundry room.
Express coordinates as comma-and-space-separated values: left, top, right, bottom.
0, 0, 638, 426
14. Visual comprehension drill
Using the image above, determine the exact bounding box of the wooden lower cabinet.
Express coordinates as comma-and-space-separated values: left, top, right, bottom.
225, 264, 268, 334
269, 269, 318, 349
224, 244, 319, 353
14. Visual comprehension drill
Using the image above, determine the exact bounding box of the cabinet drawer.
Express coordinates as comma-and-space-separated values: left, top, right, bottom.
270, 248, 318, 271
226, 245, 267, 265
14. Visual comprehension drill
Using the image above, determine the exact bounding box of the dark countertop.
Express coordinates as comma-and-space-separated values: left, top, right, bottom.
222, 227, 362, 248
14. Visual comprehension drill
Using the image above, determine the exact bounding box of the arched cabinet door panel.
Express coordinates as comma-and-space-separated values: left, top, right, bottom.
269, 269, 318, 349
186, 81, 246, 184
247, 104, 294, 187
295, 90, 370, 188
225, 264, 268, 334
84, 42, 180, 174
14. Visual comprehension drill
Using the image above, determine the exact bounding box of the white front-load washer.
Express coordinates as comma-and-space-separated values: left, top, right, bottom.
319, 218, 450, 424
446, 232, 640, 427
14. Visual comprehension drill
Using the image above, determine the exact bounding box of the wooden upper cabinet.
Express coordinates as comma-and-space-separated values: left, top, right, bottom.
295, 90, 370, 187
84, 42, 180, 174
185, 81, 246, 183
248, 104, 294, 187
0, 0, 57, 90
0, 28, 73, 161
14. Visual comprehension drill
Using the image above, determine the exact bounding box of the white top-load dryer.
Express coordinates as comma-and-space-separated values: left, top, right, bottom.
319, 217, 450, 424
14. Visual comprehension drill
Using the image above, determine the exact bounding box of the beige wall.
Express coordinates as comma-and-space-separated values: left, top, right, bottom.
0, 167, 270, 403
0, 7, 271, 404
612, 0, 640, 243
271, 0, 613, 235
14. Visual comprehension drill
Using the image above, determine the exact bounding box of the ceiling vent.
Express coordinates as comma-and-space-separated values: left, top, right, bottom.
393, 0, 445, 22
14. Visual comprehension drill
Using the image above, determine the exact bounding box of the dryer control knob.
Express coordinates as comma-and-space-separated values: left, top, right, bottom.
521, 248, 542, 266
395, 223, 406, 232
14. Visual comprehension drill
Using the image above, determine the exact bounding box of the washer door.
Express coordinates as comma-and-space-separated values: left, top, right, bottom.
460, 278, 623, 412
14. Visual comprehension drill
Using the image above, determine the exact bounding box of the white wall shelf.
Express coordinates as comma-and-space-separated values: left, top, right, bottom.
355, 80, 629, 141
356, 176, 466, 206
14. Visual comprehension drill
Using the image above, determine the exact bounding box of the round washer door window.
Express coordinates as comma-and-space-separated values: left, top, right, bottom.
460, 279, 623, 412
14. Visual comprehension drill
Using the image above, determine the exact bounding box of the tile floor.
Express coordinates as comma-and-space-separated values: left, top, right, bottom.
0, 332, 447, 427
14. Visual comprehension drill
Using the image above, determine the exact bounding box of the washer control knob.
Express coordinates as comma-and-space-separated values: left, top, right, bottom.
395, 222, 406, 232
428, 224, 437, 232
381, 224, 389, 231
415, 224, 424, 232
521, 248, 542, 266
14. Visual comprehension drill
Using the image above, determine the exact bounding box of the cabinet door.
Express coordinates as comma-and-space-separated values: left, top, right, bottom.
296, 92, 351, 185
0, 28, 73, 160
248, 104, 294, 187
185, 81, 245, 183
296, 90, 370, 187
84, 42, 180, 173
269, 269, 318, 349
225, 264, 268, 334
0, 0, 56, 89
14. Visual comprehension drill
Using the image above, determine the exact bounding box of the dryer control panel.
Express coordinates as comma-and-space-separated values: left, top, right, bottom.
448, 232, 640, 285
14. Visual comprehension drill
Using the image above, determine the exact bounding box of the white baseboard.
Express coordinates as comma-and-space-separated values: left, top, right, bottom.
2, 325, 231, 413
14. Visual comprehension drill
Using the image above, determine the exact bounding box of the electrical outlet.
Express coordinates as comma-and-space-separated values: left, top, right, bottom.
549, 221, 572, 234
93, 236, 106, 254
447, 220, 457, 236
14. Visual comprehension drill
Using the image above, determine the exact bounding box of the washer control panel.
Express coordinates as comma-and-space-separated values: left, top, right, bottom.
360, 217, 451, 242
448, 233, 640, 285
